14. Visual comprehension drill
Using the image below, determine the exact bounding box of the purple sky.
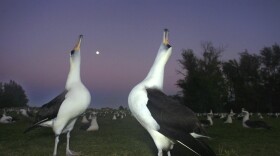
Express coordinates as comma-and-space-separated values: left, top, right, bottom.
0, 1, 279, 108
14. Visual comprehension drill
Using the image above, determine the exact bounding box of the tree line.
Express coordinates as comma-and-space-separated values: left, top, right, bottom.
177, 43, 280, 113
0, 80, 28, 108
1, 43, 279, 113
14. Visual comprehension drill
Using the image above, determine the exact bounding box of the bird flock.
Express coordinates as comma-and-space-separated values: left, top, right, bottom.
1, 30, 278, 156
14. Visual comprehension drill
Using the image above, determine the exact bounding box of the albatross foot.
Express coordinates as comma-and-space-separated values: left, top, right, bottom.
66, 149, 81, 156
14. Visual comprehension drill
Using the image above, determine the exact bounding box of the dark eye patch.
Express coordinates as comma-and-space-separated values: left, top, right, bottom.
70, 50, 75, 56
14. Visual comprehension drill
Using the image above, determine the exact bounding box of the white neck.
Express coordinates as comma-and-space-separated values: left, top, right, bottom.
226, 115, 232, 122
91, 117, 97, 123
142, 45, 172, 90
66, 55, 81, 90
207, 115, 213, 125
242, 112, 250, 122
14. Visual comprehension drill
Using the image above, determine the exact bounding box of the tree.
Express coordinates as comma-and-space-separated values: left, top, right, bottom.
223, 52, 263, 112
0, 80, 29, 108
259, 44, 280, 112
178, 43, 280, 113
222, 59, 239, 111
0, 82, 3, 107
118, 105, 124, 110
200, 42, 227, 112
239, 51, 262, 112
177, 42, 227, 112
177, 49, 200, 111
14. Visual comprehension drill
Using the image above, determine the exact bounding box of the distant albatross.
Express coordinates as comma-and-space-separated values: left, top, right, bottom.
200, 113, 213, 127
128, 29, 216, 156
242, 110, 271, 130
24, 35, 91, 156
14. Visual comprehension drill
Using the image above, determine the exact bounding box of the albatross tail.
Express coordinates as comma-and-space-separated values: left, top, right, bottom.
176, 134, 216, 156
159, 128, 216, 156
23, 118, 49, 133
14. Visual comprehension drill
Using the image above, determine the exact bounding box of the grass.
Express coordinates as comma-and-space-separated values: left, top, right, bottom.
0, 114, 280, 156
208, 117, 280, 156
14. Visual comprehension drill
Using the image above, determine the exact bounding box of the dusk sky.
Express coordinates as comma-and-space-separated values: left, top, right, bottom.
0, 1, 279, 108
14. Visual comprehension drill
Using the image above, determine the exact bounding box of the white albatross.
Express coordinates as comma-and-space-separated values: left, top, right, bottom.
128, 29, 216, 156
24, 35, 91, 156
80, 115, 99, 132
81, 114, 89, 124
242, 110, 271, 130
224, 111, 235, 124
200, 113, 214, 127
0, 113, 14, 123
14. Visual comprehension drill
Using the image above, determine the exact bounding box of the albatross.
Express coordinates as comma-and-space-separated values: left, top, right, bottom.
24, 35, 91, 156
80, 114, 99, 132
242, 110, 271, 130
224, 111, 235, 124
128, 29, 216, 156
0, 112, 14, 123
200, 113, 214, 127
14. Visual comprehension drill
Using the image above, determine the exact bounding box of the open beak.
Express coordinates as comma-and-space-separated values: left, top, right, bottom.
163, 29, 169, 46
73, 35, 83, 51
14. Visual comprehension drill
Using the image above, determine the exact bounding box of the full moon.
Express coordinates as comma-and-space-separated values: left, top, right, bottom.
96, 51, 100, 55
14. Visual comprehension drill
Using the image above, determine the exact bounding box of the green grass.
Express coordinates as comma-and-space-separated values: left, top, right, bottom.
0, 115, 280, 156
207, 117, 280, 156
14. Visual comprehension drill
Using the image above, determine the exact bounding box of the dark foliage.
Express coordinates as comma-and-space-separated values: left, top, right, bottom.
177, 43, 280, 113
0, 80, 28, 108
177, 42, 227, 113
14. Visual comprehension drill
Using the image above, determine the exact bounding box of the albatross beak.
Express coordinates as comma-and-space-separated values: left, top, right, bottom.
163, 29, 169, 46
73, 35, 83, 52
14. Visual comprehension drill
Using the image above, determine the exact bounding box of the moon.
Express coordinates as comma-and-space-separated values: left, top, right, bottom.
96, 51, 100, 55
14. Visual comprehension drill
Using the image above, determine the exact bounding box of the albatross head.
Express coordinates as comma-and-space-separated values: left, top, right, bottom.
66, 35, 83, 90
241, 110, 250, 122
157, 29, 172, 62
242, 110, 249, 116
70, 35, 83, 65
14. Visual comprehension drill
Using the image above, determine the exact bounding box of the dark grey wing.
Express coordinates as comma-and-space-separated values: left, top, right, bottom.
36, 90, 67, 121
160, 127, 216, 156
200, 119, 211, 126
24, 90, 67, 133
245, 120, 271, 129
146, 88, 204, 134
80, 122, 91, 130
146, 88, 216, 156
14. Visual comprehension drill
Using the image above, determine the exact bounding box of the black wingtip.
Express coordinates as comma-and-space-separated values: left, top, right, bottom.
24, 125, 38, 134
160, 128, 216, 156
197, 139, 217, 156
177, 138, 216, 156
23, 118, 49, 134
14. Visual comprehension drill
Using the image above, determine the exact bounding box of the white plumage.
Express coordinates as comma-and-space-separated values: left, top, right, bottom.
128, 30, 173, 156
242, 110, 271, 129
86, 115, 99, 131
81, 115, 89, 124
0, 113, 13, 124
24, 35, 91, 156
20, 109, 29, 117
112, 114, 117, 120
224, 111, 235, 124
128, 29, 215, 156
200, 113, 214, 127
